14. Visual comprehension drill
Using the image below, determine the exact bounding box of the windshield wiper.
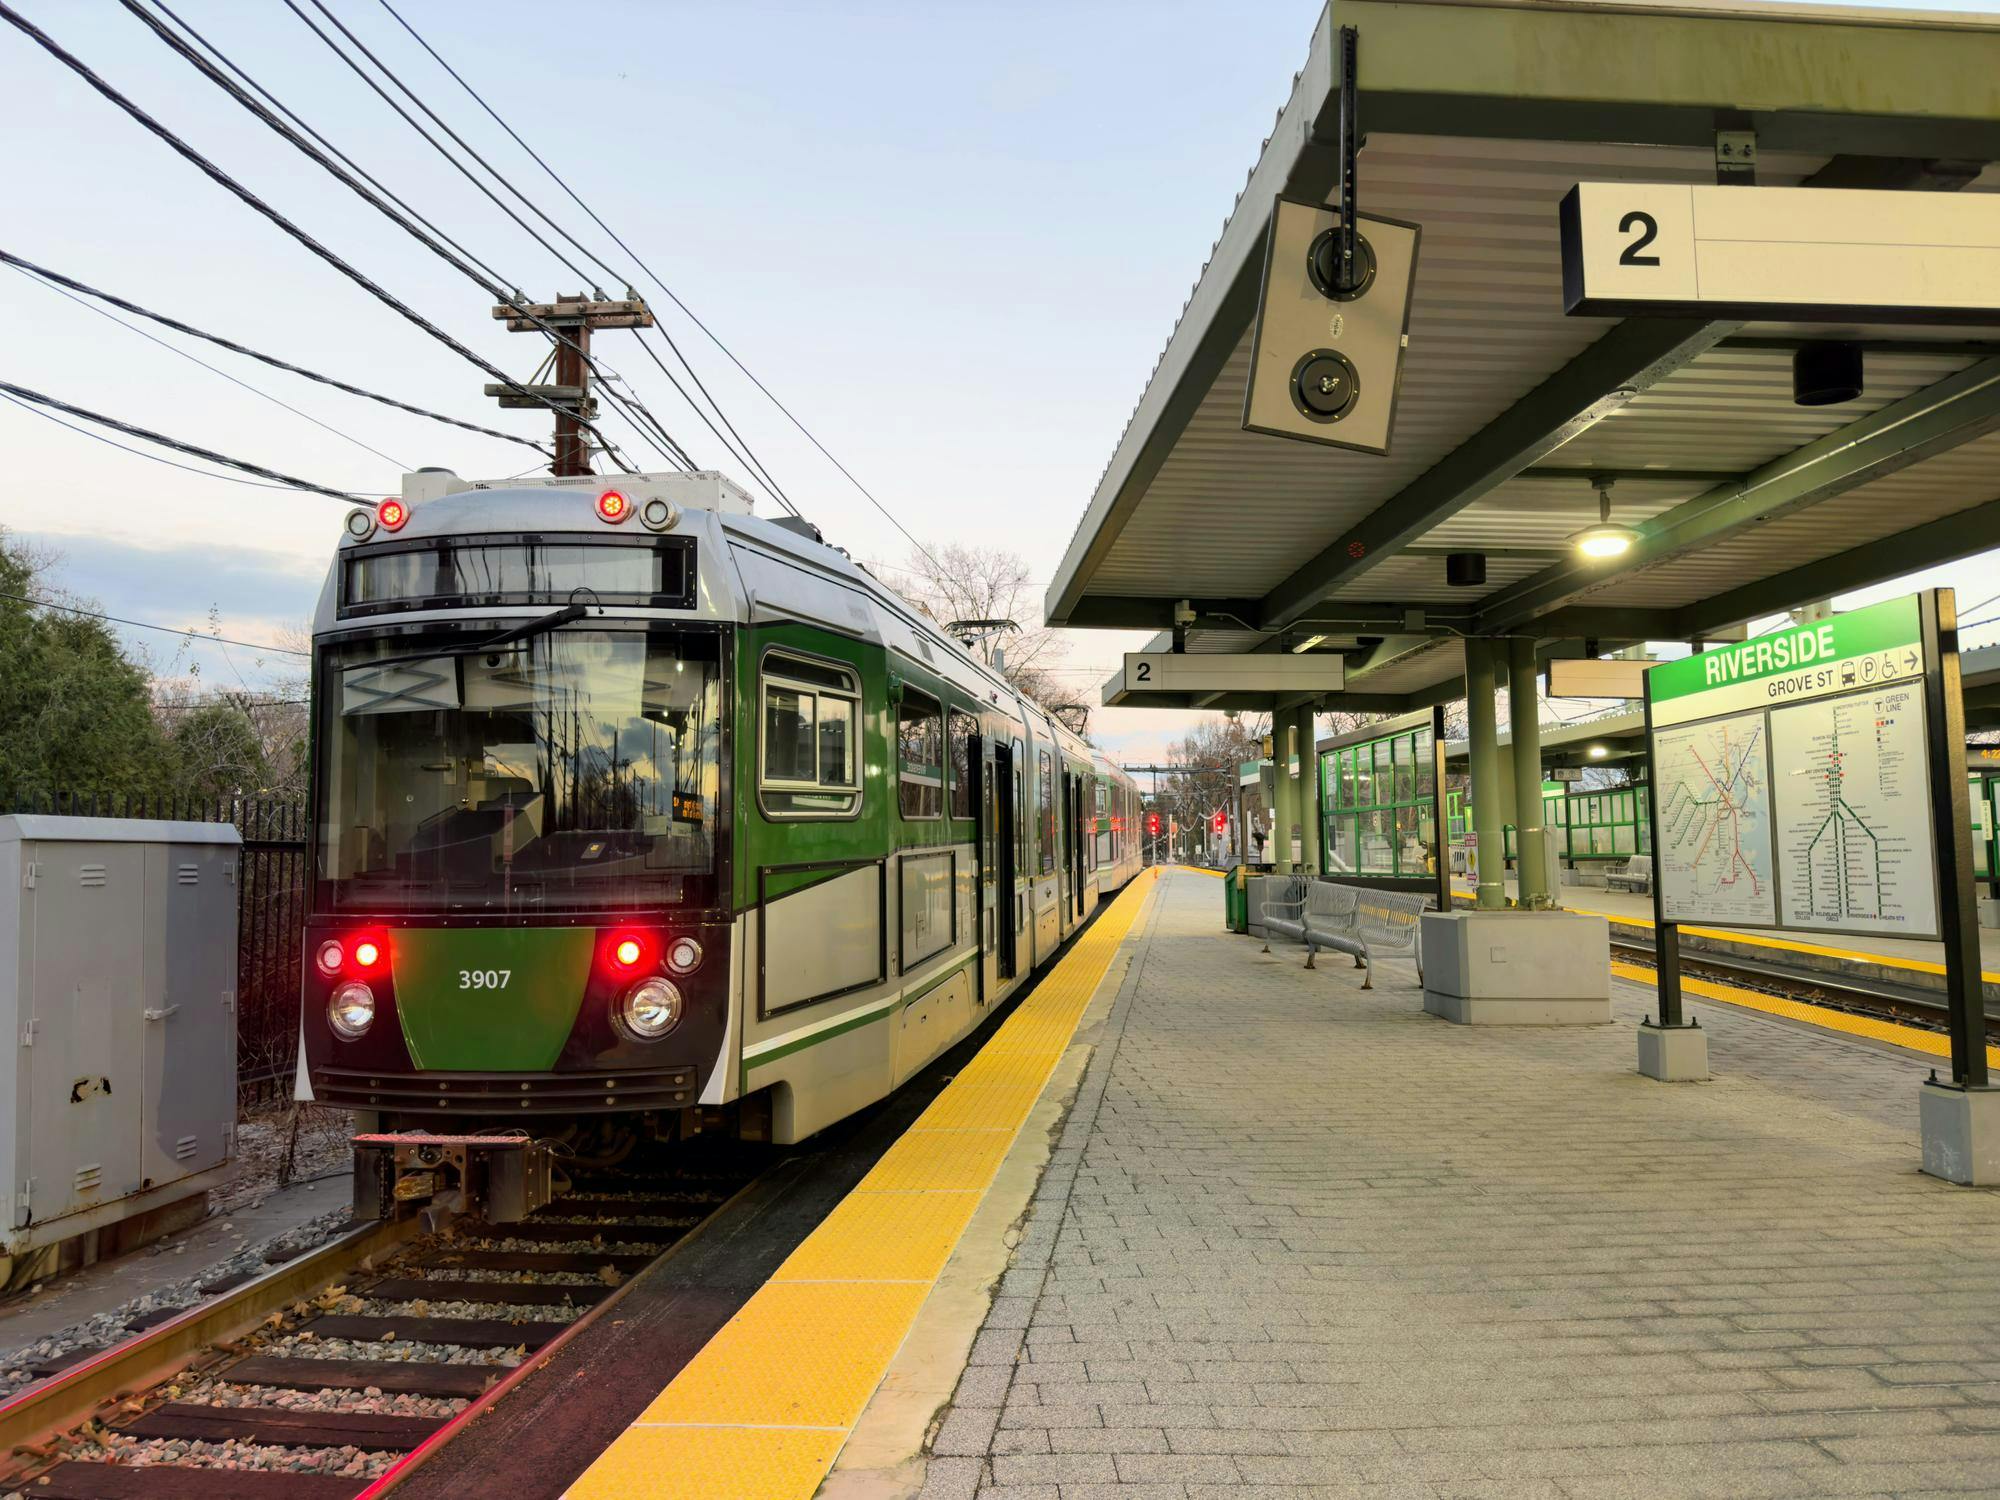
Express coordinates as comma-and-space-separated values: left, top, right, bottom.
339, 597, 594, 675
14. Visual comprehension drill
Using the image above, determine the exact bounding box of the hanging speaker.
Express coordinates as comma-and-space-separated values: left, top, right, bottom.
1242, 195, 1420, 456
1445, 552, 1487, 587
1793, 342, 1863, 407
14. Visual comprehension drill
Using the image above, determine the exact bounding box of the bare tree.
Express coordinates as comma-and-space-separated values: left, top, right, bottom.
1157, 715, 1265, 849
884, 543, 1086, 726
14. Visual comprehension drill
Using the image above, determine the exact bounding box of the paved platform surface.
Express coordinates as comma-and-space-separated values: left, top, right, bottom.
917, 867, 2000, 1500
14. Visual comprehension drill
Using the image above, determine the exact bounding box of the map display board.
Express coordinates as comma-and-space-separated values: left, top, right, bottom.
1654, 710, 1776, 925
1770, 682, 1937, 938
1644, 594, 1941, 938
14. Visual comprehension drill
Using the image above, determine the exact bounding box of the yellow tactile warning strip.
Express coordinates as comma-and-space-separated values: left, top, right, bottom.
564, 866, 1162, 1500
1609, 959, 2000, 1070
1449, 886, 2000, 985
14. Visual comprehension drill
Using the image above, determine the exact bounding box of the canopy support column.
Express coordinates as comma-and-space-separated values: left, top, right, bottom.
1272, 701, 1295, 875
1508, 636, 1555, 910
1464, 638, 1508, 910
1295, 704, 1322, 876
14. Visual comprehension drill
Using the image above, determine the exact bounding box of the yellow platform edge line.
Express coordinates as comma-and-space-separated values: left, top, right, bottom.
563, 866, 1164, 1500
1610, 959, 2000, 1069
1450, 887, 2000, 986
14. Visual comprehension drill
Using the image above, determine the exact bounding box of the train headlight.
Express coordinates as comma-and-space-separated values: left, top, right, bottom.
665, 936, 703, 975
328, 981, 375, 1039
616, 977, 682, 1041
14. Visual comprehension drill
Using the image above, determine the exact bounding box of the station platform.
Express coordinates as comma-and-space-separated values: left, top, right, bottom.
908, 868, 2000, 1500
562, 866, 2000, 1500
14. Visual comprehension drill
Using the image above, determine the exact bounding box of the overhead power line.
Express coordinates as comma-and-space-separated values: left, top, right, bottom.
0, 382, 366, 502
0, 2, 640, 477
0, 588, 311, 658
296, 0, 794, 510
117, 0, 646, 473
13, 263, 407, 471
0, 249, 548, 456
373, 0, 922, 545
139, 0, 699, 482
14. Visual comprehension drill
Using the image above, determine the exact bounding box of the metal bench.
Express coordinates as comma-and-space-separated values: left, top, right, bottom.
1604, 854, 1653, 895
1302, 883, 1427, 989
1259, 875, 1309, 951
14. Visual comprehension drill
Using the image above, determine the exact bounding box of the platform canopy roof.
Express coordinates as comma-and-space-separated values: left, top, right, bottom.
1055, 0, 2000, 714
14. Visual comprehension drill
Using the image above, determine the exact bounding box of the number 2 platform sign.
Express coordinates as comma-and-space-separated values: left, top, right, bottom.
1559, 181, 2000, 323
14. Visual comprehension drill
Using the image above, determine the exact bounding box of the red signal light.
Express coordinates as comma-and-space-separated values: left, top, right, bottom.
1212, 811, 1227, 835
376, 498, 408, 531
351, 937, 384, 971
596, 489, 631, 524
610, 933, 648, 970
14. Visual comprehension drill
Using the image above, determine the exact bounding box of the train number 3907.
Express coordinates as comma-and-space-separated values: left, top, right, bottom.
457, 969, 513, 990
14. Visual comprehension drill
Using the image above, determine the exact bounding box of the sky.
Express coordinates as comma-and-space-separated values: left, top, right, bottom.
6, 0, 2000, 771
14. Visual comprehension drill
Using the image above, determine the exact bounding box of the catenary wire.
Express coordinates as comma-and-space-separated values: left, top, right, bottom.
0, 588, 311, 658
120, 0, 642, 469
23, 0, 639, 474
289, 0, 602, 290
350, 0, 799, 511
145, 0, 519, 296
144, 0, 696, 479
0, 391, 361, 495
0, 383, 368, 502
278, 1, 770, 498
13, 264, 409, 470
0, 250, 551, 456
373, 0, 921, 540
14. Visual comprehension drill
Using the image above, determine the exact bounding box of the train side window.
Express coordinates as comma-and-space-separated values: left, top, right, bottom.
760, 649, 861, 818
898, 688, 944, 819
948, 709, 975, 819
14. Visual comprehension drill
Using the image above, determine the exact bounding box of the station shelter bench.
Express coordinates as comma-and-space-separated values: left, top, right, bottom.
1255, 876, 1427, 989
1603, 854, 1652, 895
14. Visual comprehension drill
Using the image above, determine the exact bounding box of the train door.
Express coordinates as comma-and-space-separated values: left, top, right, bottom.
1071, 774, 1087, 917
1011, 737, 1030, 968
992, 738, 1018, 982
1056, 767, 1075, 939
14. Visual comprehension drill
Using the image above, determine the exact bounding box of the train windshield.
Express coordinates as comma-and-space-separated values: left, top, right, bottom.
317, 626, 722, 913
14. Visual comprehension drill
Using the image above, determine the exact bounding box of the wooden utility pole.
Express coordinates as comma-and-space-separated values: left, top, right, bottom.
488, 295, 655, 476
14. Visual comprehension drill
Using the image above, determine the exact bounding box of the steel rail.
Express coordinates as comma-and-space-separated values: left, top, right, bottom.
0, 1214, 417, 1460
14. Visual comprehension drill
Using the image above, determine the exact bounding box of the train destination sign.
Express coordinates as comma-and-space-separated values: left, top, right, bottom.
1644, 593, 1941, 940
1560, 183, 2000, 322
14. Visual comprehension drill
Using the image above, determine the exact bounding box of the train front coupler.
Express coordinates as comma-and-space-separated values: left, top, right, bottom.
352, 1132, 556, 1231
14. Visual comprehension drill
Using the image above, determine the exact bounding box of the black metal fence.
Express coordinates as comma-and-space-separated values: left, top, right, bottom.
2, 789, 308, 1098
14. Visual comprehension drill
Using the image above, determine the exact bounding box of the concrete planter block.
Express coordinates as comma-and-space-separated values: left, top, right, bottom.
1920, 1081, 2000, 1185
1419, 909, 1611, 1024
1637, 1020, 1709, 1081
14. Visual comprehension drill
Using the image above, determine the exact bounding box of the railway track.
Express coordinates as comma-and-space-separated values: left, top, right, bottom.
1607, 934, 1968, 1035
0, 1143, 764, 1500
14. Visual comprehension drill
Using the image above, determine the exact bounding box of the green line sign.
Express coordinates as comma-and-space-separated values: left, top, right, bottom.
1648, 595, 1923, 729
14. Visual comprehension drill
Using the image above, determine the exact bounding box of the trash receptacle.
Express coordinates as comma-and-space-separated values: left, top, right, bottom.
1225, 864, 1249, 933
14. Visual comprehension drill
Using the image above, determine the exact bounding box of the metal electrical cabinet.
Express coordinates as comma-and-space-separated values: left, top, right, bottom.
0, 818, 240, 1267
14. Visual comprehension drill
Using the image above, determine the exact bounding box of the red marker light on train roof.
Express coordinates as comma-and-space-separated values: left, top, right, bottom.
376, 498, 409, 531
595, 489, 631, 524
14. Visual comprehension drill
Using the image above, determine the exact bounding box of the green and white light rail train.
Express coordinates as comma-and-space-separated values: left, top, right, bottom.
297, 468, 1143, 1183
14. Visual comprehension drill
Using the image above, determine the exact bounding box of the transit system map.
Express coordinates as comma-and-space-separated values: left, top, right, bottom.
1645, 594, 1942, 938
1770, 682, 1936, 937
1655, 710, 1777, 925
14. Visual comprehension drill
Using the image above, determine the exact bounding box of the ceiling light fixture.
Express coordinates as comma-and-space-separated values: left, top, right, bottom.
1570, 477, 1638, 561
